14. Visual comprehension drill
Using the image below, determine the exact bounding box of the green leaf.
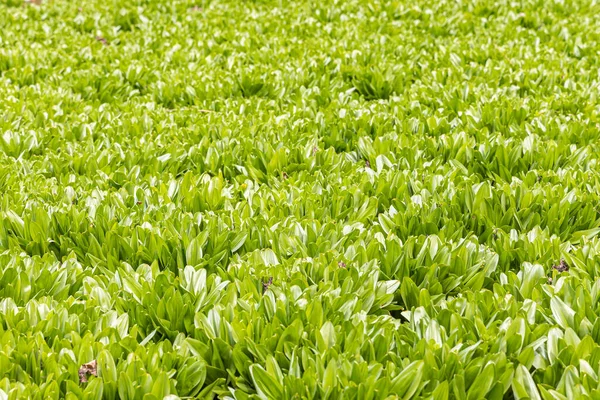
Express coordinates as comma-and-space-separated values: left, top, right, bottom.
513, 365, 541, 400
231, 231, 248, 253
551, 297, 575, 330
97, 350, 117, 383
186, 234, 204, 266
467, 362, 495, 400
250, 364, 283, 399
151, 372, 170, 398
392, 360, 424, 399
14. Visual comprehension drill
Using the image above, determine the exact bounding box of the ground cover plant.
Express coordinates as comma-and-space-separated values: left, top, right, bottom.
1, 0, 600, 398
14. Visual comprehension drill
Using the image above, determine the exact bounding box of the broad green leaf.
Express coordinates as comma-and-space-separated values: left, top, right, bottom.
467, 362, 495, 400
512, 365, 541, 400
250, 364, 283, 399
551, 297, 575, 330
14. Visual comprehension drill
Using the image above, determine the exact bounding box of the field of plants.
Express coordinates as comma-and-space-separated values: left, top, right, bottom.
1, 0, 600, 398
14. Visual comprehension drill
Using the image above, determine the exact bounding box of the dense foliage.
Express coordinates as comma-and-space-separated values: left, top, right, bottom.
1, 0, 600, 398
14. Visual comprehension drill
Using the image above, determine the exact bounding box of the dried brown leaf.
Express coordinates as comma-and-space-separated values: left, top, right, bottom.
79, 360, 97, 383
263, 277, 273, 293
95, 36, 108, 46
552, 259, 569, 273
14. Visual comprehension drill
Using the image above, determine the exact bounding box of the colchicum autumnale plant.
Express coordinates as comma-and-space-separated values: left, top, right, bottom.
1, 0, 600, 398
